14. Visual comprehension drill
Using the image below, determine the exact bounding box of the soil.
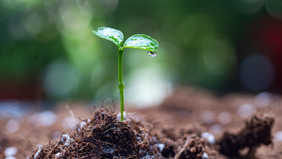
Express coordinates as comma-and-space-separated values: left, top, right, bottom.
218, 113, 275, 158
0, 87, 282, 159
30, 110, 159, 158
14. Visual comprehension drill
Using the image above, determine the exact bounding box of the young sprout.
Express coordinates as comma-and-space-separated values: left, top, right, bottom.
92, 27, 159, 121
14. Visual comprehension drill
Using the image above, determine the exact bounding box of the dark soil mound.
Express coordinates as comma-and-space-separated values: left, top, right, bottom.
31, 110, 159, 158
218, 113, 275, 158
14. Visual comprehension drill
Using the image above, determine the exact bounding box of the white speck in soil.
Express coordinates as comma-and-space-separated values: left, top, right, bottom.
102, 147, 115, 154
4, 147, 18, 157
80, 121, 86, 128
157, 144, 165, 152
237, 104, 255, 118
61, 134, 73, 146
274, 131, 282, 142
142, 154, 155, 159
55, 152, 61, 158
202, 152, 209, 159
201, 132, 216, 144
78, 121, 87, 132
33, 146, 42, 159
217, 112, 231, 125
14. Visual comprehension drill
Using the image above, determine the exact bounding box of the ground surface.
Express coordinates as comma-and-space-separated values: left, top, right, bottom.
0, 87, 282, 158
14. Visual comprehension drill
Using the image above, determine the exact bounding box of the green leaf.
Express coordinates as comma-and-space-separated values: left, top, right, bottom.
92, 27, 124, 47
123, 34, 159, 52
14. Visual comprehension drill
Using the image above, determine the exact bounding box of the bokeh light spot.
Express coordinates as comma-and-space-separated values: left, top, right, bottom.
126, 66, 172, 107
43, 61, 80, 99
240, 54, 274, 92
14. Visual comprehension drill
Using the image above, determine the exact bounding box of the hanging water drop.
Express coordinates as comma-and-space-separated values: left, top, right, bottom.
147, 51, 157, 57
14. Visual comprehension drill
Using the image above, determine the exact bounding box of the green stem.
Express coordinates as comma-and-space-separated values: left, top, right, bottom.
118, 47, 125, 121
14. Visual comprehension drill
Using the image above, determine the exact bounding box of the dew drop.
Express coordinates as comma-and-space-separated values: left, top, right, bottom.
147, 51, 157, 57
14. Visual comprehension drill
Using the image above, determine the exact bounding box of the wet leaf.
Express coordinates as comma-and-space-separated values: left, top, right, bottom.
92, 27, 124, 47
123, 34, 159, 52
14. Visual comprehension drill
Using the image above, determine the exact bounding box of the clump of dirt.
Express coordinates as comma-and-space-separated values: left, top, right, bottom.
218, 113, 275, 158
31, 110, 159, 158
160, 138, 177, 158
175, 135, 207, 159
154, 126, 218, 159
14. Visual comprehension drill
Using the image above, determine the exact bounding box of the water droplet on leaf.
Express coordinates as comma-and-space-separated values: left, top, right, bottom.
147, 51, 157, 57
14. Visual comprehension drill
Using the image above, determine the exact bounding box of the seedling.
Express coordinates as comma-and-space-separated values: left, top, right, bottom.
92, 27, 159, 121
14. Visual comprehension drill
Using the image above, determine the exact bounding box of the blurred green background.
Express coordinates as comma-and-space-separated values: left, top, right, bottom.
1, 0, 282, 106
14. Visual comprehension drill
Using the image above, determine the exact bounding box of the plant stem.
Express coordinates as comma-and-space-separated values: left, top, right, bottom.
118, 47, 125, 121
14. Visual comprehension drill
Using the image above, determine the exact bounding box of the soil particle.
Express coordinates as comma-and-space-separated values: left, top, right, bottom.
218, 113, 275, 158
31, 109, 159, 158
